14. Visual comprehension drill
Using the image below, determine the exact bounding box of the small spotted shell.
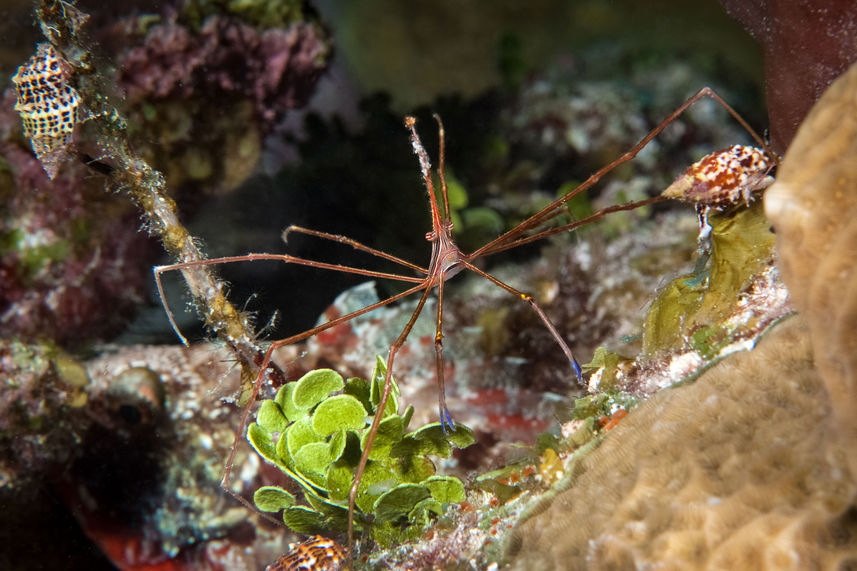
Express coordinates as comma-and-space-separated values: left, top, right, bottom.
266, 535, 347, 571
11, 43, 81, 180
662, 145, 774, 207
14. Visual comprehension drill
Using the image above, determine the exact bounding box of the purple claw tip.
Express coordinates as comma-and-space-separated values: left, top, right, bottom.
440, 407, 455, 433
572, 358, 583, 383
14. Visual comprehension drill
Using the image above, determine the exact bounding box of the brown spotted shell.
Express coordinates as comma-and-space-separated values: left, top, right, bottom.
662, 144, 774, 207
266, 535, 347, 571
11, 43, 80, 179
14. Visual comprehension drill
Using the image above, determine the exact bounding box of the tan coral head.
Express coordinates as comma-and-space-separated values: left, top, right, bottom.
764, 59, 857, 440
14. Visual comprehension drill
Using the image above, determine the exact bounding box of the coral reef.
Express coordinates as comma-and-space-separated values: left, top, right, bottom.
504, 60, 857, 571
2, 9, 331, 535
72, 343, 298, 569
2, 0, 331, 352
0, 3, 791, 568
0, 339, 290, 568
0, 339, 91, 486
116, 5, 330, 194
481, 56, 770, 283
0, 87, 148, 345
16, 0, 283, 392
73, 344, 287, 568
119, 12, 326, 125
508, 316, 857, 569
282, 53, 775, 446
302, 196, 788, 455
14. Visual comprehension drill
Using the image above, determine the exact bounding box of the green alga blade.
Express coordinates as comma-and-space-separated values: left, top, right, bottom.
253, 486, 296, 512
372, 483, 431, 523
643, 201, 775, 355
409, 497, 443, 526
361, 414, 404, 461
328, 429, 347, 461
275, 428, 295, 469
275, 382, 305, 422
423, 475, 465, 503
344, 377, 372, 413
397, 454, 436, 483
304, 488, 349, 529
393, 423, 475, 458
582, 347, 627, 390
370, 356, 400, 417
282, 506, 325, 534
293, 441, 333, 479
355, 461, 398, 514
286, 417, 323, 458
444, 423, 476, 449
292, 369, 345, 410
401, 405, 415, 431
247, 422, 278, 465
256, 399, 288, 433
392, 434, 447, 458
312, 394, 367, 436
326, 461, 353, 501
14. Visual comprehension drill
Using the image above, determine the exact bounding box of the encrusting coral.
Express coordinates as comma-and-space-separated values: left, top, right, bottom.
510, 315, 857, 569
505, 59, 857, 570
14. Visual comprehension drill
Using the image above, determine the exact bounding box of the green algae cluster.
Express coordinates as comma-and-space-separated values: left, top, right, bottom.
642, 200, 775, 356
248, 358, 474, 546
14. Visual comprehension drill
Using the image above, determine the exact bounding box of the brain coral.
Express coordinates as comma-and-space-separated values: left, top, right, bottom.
506, 60, 857, 570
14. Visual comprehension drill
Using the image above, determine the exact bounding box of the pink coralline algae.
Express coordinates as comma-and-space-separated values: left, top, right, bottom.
0, 89, 149, 346
119, 15, 329, 126
111, 12, 330, 195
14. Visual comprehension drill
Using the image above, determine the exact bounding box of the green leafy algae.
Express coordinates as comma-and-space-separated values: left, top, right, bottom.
249, 359, 474, 547
643, 201, 775, 355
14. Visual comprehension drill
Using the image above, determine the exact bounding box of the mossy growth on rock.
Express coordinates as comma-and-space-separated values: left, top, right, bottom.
642, 200, 775, 356
248, 357, 474, 547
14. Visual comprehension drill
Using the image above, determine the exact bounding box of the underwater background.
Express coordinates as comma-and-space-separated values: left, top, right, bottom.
1, 1, 856, 569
